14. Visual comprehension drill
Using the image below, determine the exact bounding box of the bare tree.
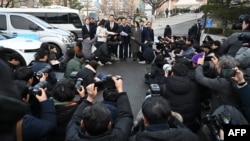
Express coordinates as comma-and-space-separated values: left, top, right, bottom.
125, 0, 137, 16
99, 0, 108, 15
142, 0, 169, 15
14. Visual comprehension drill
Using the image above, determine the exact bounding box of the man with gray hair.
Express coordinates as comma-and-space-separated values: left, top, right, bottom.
195, 55, 241, 113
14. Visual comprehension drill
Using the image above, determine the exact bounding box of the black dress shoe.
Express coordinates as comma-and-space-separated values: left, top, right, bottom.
123, 58, 127, 61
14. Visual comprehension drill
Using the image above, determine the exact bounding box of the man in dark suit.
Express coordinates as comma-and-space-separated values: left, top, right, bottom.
146, 21, 154, 43
82, 18, 95, 40
105, 15, 120, 58
119, 18, 131, 61
139, 20, 149, 43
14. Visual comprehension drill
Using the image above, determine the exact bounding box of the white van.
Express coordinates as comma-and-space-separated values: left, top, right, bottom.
0, 7, 83, 40
0, 33, 41, 66
0, 12, 75, 58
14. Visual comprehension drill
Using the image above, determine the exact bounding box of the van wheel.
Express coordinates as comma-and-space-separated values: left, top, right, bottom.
48, 43, 62, 59
0, 48, 26, 66
71, 32, 78, 41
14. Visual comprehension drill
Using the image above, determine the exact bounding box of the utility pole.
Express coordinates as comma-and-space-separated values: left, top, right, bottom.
87, 0, 89, 16
168, 0, 171, 18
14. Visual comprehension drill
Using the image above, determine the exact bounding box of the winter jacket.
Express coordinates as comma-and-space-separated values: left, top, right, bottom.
82, 36, 97, 60
195, 65, 241, 113
64, 57, 83, 79
129, 123, 199, 141
235, 83, 250, 122
47, 100, 78, 141
219, 30, 250, 57
94, 43, 111, 63
146, 62, 165, 85
76, 64, 96, 87
17, 99, 56, 141
235, 45, 250, 69
131, 39, 155, 63
161, 76, 201, 132
66, 92, 133, 141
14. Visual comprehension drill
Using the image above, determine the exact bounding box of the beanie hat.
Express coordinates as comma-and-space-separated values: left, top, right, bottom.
192, 53, 204, 64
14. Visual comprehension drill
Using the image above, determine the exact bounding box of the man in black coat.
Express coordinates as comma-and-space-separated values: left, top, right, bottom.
130, 96, 199, 141
105, 15, 120, 58
66, 76, 133, 141
82, 18, 96, 40
161, 63, 201, 133
139, 20, 149, 43
76, 60, 98, 88
118, 18, 131, 61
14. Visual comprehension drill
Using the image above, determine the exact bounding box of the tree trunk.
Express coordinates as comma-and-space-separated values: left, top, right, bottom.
151, 6, 156, 15
64, 0, 67, 7
0, 0, 3, 7
5, 0, 12, 7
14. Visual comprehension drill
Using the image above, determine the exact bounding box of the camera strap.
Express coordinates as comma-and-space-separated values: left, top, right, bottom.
16, 118, 23, 141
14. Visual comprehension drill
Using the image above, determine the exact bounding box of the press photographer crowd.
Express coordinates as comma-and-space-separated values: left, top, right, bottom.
1, 14, 250, 141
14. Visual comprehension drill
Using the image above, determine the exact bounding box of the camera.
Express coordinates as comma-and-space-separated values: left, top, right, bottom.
29, 81, 47, 96
202, 114, 231, 141
146, 84, 161, 96
36, 65, 52, 78
68, 71, 78, 85
75, 78, 83, 91
94, 73, 120, 90
220, 69, 236, 78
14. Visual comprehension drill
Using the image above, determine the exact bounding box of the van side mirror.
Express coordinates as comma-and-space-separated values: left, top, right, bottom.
29, 24, 39, 31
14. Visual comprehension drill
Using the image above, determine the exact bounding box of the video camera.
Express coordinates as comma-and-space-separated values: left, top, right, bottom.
36, 65, 52, 78
202, 114, 231, 141
75, 78, 83, 91
29, 81, 47, 96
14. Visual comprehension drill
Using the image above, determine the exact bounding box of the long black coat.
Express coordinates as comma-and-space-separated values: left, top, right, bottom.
161, 76, 201, 132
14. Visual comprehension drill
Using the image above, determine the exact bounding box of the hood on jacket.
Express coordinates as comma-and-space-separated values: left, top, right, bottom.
167, 76, 192, 95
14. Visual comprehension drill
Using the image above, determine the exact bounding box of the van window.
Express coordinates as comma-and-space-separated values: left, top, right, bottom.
69, 13, 82, 28
0, 15, 7, 30
31, 13, 47, 21
46, 13, 58, 23
10, 15, 34, 30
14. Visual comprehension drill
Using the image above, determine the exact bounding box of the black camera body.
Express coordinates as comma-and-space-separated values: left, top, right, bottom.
202, 114, 231, 141
75, 78, 83, 91
29, 81, 47, 96
95, 74, 116, 90
36, 65, 52, 78
146, 84, 161, 96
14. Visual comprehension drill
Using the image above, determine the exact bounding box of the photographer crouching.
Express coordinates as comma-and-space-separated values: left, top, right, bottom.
31, 49, 57, 90
66, 76, 133, 141
195, 55, 249, 141
14, 70, 56, 141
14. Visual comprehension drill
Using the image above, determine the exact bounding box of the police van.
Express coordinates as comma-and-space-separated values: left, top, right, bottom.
0, 12, 75, 58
